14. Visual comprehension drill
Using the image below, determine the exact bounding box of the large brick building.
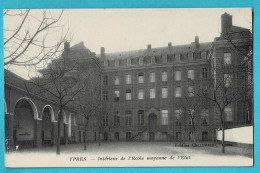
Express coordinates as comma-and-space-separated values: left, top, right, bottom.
90, 12, 252, 142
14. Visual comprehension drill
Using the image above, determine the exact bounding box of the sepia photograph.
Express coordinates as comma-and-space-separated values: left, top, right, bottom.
3, 8, 253, 167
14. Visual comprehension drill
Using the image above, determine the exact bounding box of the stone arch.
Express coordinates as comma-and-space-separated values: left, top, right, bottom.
68, 114, 72, 140
57, 110, 67, 124
4, 99, 8, 113
42, 105, 55, 122
42, 105, 54, 145
14, 97, 38, 120
13, 97, 37, 147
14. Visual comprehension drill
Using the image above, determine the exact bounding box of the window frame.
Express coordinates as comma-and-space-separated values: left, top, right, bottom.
126, 89, 132, 100
161, 109, 169, 125
162, 71, 168, 82
188, 69, 194, 80
114, 90, 120, 101
150, 72, 156, 83
175, 70, 182, 81
150, 88, 156, 99
175, 86, 182, 98
138, 72, 144, 83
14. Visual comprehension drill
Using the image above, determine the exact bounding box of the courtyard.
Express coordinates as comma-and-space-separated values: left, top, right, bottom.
5, 141, 253, 167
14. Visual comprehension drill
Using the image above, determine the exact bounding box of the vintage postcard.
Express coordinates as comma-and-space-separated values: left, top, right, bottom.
3, 8, 253, 167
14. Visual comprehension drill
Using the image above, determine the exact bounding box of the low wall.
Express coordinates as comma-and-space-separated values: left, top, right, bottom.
216, 126, 253, 144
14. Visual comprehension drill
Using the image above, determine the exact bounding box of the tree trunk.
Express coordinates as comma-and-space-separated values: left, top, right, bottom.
98, 130, 101, 146
192, 120, 196, 143
56, 106, 62, 155
84, 126, 87, 150
222, 124, 225, 153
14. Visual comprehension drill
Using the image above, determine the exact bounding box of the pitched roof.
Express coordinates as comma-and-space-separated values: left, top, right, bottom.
229, 25, 250, 32
98, 42, 212, 60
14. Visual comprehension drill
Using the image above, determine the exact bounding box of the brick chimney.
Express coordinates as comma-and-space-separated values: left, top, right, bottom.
101, 47, 105, 58
168, 42, 172, 47
195, 36, 199, 49
147, 44, 151, 49
221, 12, 232, 33
64, 41, 70, 51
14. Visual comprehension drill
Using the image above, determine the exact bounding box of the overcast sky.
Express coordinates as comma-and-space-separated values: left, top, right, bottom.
65, 8, 252, 54
5, 8, 252, 79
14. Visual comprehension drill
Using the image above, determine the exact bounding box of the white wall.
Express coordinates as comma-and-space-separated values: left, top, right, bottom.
216, 126, 253, 144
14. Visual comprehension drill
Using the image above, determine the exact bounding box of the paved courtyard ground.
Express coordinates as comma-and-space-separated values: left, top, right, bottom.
5, 142, 253, 167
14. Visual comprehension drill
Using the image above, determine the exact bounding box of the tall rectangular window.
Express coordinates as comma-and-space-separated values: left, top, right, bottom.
125, 111, 132, 126
161, 110, 168, 125
175, 86, 181, 97
103, 76, 108, 85
103, 113, 108, 127
103, 91, 108, 101
138, 73, 144, 83
150, 72, 155, 82
224, 53, 231, 65
188, 86, 194, 97
150, 88, 156, 99
126, 74, 131, 84
224, 106, 233, 122
224, 74, 232, 87
114, 111, 120, 126
126, 89, 132, 100
162, 87, 168, 99
138, 88, 144, 100
138, 110, 144, 126
114, 76, 119, 85
114, 91, 120, 101
201, 109, 209, 125
162, 71, 168, 82
202, 68, 208, 79
188, 70, 194, 80
175, 71, 181, 81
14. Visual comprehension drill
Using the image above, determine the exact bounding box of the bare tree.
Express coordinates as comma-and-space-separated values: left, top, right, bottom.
26, 48, 88, 155
179, 94, 201, 143
4, 9, 70, 68
73, 56, 102, 150
198, 53, 252, 153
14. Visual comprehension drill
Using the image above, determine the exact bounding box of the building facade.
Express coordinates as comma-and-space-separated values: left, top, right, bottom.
5, 12, 253, 148
93, 12, 252, 142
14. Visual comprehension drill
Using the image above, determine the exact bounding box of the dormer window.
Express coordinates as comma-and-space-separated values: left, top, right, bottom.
151, 57, 155, 64
176, 54, 181, 61
162, 55, 167, 63
115, 59, 119, 67
139, 57, 143, 65
202, 52, 207, 59
188, 52, 193, 61
127, 59, 131, 66
104, 60, 108, 67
